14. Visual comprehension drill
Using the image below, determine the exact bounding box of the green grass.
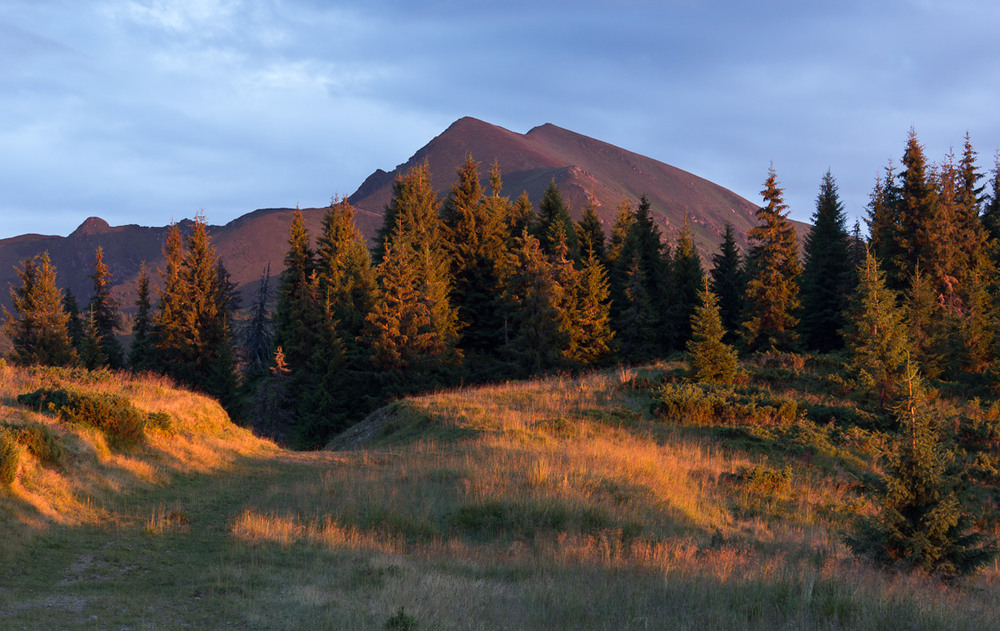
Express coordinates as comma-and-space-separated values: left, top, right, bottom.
0, 360, 998, 629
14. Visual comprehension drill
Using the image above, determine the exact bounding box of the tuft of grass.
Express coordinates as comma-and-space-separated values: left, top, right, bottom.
0, 428, 22, 486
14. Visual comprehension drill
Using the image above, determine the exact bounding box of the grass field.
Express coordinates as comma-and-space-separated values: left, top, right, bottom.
0, 360, 998, 629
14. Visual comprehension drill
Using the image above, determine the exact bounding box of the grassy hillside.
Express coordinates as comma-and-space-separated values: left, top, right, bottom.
0, 360, 998, 629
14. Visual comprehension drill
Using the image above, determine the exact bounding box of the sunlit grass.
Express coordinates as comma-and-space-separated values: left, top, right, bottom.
0, 360, 998, 629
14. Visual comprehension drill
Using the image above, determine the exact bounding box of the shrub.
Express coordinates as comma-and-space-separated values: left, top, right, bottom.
0, 422, 63, 467
384, 607, 419, 631
146, 412, 174, 433
17, 388, 148, 450
0, 429, 22, 486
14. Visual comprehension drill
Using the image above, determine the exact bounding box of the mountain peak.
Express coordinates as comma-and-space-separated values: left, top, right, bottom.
70, 217, 111, 238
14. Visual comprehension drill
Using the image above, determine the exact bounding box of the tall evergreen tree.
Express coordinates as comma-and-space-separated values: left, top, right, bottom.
866, 162, 904, 289
508, 191, 535, 245
614, 194, 672, 355
441, 157, 508, 360
78, 307, 107, 370
905, 267, 949, 381
895, 129, 942, 291
742, 165, 802, 352
88, 246, 124, 368
128, 263, 154, 371
564, 244, 615, 367
800, 170, 855, 352
151, 217, 239, 407
3, 252, 76, 367
687, 279, 741, 384
63, 288, 84, 351
501, 230, 569, 375
709, 223, 744, 342
956, 133, 988, 276
576, 197, 606, 263
843, 251, 911, 411
534, 179, 580, 261
670, 214, 705, 348
241, 265, 273, 381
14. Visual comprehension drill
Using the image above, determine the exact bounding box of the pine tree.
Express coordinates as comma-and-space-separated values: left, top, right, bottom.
78, 307, 107, 370
670, 214, 705, 348
615, 255, 656, 362
847, 357, 997, 578
742, 165, 802, 352
564, 244, 615, 366
613, 194, 672, 355
956, 133, 989, 276
800, 170, 855, 352
895, 129, 942, 291
709, 223, 745, 342
317, 197, 377, 343
905, 267, 949, 381
534, 180, 580, 261
3, 252, 76, 367
150, 224, 186, 374
866, 162, 904, 289
843, 251, 911, 411
241, 265, 273, 381
441, 157, 508, 360
128, 263, 154, 371
576, 197, 606, 263
502, 231, 569, 375
687, 279, 741, 384
88, 247, 124, 368
63, 288, 84, 351
508, 191, 535, 245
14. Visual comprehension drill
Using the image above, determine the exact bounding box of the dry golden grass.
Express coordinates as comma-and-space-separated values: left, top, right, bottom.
1, 361, 999, 629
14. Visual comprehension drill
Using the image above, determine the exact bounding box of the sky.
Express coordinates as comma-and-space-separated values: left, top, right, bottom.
2, 0, 999, 238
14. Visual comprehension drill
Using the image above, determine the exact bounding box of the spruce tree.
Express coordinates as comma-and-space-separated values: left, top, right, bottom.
905, 267, 949, 381
564, 244, 615, 366
63, 288, 84, 351
613, 194, 672, 355
843, 251, 911, 411
501, 230, 569, 375
866, 163, 904, 289
742, 165, 802, 352
441, 157, 508, 360
534, 180, 579, 261
3, 252, 76, 367
615, 255, 656, 362
847, 357, 997, 578
241, 265, 273, 382
78, 307, 107, 370
150, 224, 186, 374
687, 279, 741, 384
670, 214, 705, 348
508, 191, 535, 245
128, 263, 154, 371
895, 129, 942, 291
709, 223, 744, 342
800, 170, 855, 352
576, 198, 606, 263
88, 247, 124, 368
956, 133, 988, 276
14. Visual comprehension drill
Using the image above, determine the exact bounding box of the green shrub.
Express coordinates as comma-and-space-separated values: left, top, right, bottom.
17, 387, 147, 450
146, 412, 174, 433
0, 422, 63, 467
384, 607, 418, 631
0, 429, 22, 486
653, 383, 800, 429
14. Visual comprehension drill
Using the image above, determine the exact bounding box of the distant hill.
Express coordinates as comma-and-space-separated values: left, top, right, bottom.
0, 117, 802, 314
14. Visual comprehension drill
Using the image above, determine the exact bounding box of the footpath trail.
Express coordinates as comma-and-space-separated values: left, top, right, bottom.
0, 449, 347, 630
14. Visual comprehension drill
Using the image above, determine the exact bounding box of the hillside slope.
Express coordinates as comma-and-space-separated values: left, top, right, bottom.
0, 363, 997, 629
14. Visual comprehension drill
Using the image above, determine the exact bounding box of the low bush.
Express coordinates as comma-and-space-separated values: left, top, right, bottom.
0, 428, 22, 486
653, 383, 800, 429
16, 387, 163, 450
0, 422, 63, 467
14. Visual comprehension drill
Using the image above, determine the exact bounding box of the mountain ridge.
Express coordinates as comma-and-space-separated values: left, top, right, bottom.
0, 117, 797, 315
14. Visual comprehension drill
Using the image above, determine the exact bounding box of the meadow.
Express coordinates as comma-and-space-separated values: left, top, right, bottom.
0, 359, 998, 630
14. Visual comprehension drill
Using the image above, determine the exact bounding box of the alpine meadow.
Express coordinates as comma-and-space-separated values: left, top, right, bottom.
3, 120, 1000, 629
